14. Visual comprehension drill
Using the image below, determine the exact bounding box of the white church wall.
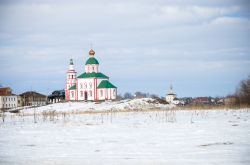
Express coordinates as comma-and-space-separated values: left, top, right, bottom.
111, 88, 117, 100
69, 90, 76, 100
65, 68, 77, 100
85, 64, 99, 73
77, 78, 95, 100
97, 88, 117, 100
98, 88, 106, 100
105, 88, 109, 100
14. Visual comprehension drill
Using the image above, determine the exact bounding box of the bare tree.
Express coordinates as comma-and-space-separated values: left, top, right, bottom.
116, 94, 123, 100
236, 74, 250, 106
134, 91, 146, 98
150, 94, 159, 99
123, 92, 133, 99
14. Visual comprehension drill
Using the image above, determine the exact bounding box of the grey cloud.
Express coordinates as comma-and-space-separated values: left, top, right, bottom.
0, 0, 249, 97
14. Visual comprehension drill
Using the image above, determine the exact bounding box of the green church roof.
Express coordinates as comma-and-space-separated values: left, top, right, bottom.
77, 72, 109, 79
69, 84, 76, 90
97, 80, 117, 88
85, 57, 99, 65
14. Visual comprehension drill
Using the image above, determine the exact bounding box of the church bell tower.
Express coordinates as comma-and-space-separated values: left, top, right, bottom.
65, 59, 77, 100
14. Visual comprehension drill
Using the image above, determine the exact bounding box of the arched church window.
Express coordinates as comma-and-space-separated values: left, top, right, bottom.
92, 66, 95, 72
89, 82, 92, 88
100, 90, 103, 97
84, 82, 87, 89
89, 90, 92, 97
80, 91, 83, 97
71, 91, 74, 98
113, 89, 116, 96
72, 75, 74, 79
80, 83, 83, 89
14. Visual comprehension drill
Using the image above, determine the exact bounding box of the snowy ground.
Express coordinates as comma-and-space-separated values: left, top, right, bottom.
17, 98, 174, 115
0, 108, 250, 165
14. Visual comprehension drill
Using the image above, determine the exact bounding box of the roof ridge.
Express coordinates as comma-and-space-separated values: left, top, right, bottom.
77, 72, 109, 79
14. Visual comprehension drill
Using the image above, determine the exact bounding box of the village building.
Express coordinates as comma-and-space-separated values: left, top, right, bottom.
20, 91, 47, 106
48, 90, 65, 103
0, 87, 19, 110
179, 97, 193, 105
191, 97, 211, 105
0, 87, 12, 95
172, 97, 180, 105
65, 49, 117, 101
0, 95, 18, 110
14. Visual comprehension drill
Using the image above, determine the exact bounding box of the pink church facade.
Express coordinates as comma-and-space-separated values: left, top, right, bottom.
65, 49, 117, 101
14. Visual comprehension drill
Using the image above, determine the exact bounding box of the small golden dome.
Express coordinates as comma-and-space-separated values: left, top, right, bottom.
89, 49, 95, 56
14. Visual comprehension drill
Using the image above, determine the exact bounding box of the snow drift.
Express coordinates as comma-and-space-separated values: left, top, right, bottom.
20, 98, 174, 115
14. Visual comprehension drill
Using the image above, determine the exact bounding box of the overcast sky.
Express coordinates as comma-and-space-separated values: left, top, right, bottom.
0, 0, 250, 97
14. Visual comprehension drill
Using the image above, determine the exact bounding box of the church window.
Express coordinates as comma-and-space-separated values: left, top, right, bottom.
80, 91, 83, 97
92, 66, 95, 72
71, 91, 74, 98
72, 75, 74, 79
80, 83, 83, 89
89, 90, 92, 97
89, 82, 92, 88
113, 89, 116, 96
100, 90, 103, 97
84, 82, 87, 89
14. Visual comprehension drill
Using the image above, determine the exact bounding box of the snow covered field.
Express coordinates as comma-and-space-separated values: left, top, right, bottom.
18, 98, 174, 115
0, 107, 250, 165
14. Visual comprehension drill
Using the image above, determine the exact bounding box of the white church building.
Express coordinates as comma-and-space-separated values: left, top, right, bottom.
166, 84, 179, 104
65, 49, 117, 101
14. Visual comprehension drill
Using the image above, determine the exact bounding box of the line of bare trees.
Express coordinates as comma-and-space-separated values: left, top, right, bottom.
235, 74, 250, 106
117, 91, 162, 100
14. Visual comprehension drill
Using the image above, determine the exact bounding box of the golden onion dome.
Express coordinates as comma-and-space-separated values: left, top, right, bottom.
89, 49, 95, 56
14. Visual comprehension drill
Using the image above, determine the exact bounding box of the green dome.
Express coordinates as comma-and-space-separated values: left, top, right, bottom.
85, 57, 99, 65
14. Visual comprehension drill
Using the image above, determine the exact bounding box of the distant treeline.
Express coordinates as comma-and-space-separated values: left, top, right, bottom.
232, 74, 250, 107
116, 74, 250, 108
